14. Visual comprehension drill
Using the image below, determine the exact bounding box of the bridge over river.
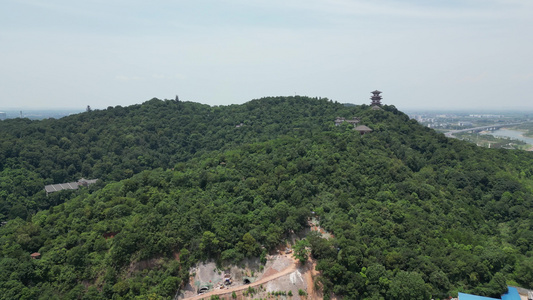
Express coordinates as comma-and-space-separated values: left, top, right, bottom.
445, 122, 524, 138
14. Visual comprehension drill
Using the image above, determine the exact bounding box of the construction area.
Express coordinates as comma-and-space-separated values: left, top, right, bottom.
177, 250, 319, 300
177, 219, 336, 300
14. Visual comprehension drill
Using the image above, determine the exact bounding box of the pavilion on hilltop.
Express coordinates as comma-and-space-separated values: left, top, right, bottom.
370, 90, 383, 110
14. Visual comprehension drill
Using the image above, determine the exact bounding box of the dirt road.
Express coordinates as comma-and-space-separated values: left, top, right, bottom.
184, 256, 299, 300
303, 257, 318, 300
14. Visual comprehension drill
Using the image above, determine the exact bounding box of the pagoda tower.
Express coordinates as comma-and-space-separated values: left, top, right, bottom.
370, 90, 382, 106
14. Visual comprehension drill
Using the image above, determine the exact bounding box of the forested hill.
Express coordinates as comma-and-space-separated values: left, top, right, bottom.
0, 96, 349, 220
1, 97, 533, 299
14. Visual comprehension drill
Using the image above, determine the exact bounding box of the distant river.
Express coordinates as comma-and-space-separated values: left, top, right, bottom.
486, 129, 533, 145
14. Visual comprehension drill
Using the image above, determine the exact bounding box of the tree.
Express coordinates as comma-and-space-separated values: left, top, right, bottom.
199, 231, 220, 256
159, 276, 180, 297
482, 272, 507, 298
293, 239, 310, 264
388, 271, 429, 300
515, 257, 533, 288
238, 232, 259, 256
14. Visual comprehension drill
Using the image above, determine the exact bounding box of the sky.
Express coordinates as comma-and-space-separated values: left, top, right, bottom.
1, 0, 533, 111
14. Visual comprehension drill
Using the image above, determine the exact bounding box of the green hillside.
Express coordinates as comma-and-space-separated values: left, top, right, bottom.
1, 97, 533, 299
0, 97, 347, 221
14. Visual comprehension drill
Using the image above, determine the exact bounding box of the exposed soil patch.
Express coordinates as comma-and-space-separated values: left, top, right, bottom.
308, 217, 334, 239
179, 255, 310, 300
261, 266, 279, 278
127, 257, 160, 276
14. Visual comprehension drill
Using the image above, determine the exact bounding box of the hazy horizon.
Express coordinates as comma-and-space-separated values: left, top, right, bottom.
2, 0, 532, 111
3, 99, 533, 116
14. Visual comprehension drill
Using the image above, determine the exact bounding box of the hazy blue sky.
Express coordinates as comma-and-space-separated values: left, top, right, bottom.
1, 0, 532, 110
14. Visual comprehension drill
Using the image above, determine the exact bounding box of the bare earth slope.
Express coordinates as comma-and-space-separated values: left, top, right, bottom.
182, 254, 320, 300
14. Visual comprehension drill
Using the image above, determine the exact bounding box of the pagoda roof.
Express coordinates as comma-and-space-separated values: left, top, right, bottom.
354, 125, 373, 132
371, 90, 382, 94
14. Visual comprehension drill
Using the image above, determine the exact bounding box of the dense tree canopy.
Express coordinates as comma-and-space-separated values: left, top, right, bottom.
1, 96, 533, 299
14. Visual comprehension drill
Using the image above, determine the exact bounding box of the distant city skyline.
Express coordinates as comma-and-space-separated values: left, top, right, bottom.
1, 1, 532, 111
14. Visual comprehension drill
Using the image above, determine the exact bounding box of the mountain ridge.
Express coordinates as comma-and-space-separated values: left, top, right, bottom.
1, 96, 533, 299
